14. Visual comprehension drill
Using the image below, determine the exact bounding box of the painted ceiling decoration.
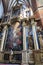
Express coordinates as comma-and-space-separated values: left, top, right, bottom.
0, 0, 31, 19
2, 0, 30, 13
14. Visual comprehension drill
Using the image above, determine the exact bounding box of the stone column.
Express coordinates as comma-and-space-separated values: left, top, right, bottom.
31, 19, 39, 50
22, 22, 28, 64
0, 25, 8, 51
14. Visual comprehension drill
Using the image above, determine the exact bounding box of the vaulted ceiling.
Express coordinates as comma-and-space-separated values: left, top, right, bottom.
2, 0, 30, 14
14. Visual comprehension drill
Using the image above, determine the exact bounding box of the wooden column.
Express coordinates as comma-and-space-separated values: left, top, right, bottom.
0, 25, 8, 51
31, 19, 39, 50
22, 22, 28, 64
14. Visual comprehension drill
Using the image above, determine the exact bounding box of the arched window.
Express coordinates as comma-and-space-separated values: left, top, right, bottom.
0, 0, 4, 18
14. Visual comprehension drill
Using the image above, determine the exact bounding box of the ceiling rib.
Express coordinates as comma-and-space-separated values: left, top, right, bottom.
8, 0, 13, 9
11, 0, 16, 7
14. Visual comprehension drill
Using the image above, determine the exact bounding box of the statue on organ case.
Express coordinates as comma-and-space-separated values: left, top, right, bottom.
28, 36, 34, 50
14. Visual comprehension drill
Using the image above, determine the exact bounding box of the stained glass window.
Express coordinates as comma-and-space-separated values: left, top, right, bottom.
0, 1, 4, 18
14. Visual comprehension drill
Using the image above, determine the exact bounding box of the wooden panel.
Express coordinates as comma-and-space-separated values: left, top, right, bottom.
27, 51, 34, 63
22, 52, 28, 63
40, 53, 43, 63
0, 53, 4, 62
34, 51, 41, 64
35, 64, 43, 65
39, 35, 43, 49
